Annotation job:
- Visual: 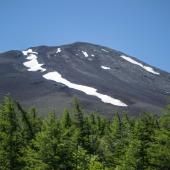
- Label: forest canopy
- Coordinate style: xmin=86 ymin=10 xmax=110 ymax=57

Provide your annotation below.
xmin=0 ymin=96 xmax=170 ymax=170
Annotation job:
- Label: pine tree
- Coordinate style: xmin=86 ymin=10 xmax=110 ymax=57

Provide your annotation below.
xmin=17 ymin=103 xmax=42 ymax=142
xmin=148 ymin=107 xmax=170 ymax=169
xmin=107 ymin=113 xmax=123 ymax=167
xmin=61 ymin=109 xmax=72 ymax=129
xmin=72 ymin=98 xmax=88 ymax=148
xmin=120 ymin=113 xmax=158 ymax=170
xmin=0 ymin=96 xmax=24 ymax=170
xmin=86 ymin=113 xmax=101 ymax=155
xmin=73 ymin=98 xmax=84 ymax=130
xmin=23 ymin=112 xmax=75 ymax=170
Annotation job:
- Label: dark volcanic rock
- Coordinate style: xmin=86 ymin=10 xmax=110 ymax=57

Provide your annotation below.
xmin=0 ymin=42 xmax=170 ymax=117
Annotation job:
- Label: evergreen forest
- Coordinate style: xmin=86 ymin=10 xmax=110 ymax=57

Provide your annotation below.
xmin=0 ymin=96 xmax=170 ymax=170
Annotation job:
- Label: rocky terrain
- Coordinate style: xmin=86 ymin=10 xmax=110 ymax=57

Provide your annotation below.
xmin=0 ymin=42 xmax=170 ymax=117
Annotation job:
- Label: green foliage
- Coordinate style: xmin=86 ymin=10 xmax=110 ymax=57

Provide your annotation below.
xmin=0 ymin=96 xmax=31 ymax=170
xmin=0 ymin=96 xmax=170 ymax=170
xmin=148 ymin=108 xmax=170 ymax=169
xmin=89 ymin=155 xmax=104 ymax=170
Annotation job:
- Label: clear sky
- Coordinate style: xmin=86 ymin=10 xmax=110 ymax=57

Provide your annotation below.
xmin=0 ymin=0 xmax=170 ymax=72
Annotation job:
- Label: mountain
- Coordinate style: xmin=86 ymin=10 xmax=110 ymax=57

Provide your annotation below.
xmin=0 ymin=42 xmax=170 ymax=117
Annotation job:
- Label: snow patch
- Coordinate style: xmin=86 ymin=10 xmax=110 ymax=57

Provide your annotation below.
xmin=101 ymin=66 xmax=110 ymax=70
xmin=143 ymin=66 xmax=159 ymax=75
xmin=22 ymin=49 xmax=46 ymax=72
xmin=91 ymin=54 xmax=95 ymax=57
xmin=82 ymin=51 xmax=88 ymax=57
xmin=101 ymin=49 xmax=109 ymax=52
xmin=43 ymin=71 xmax=127 ymax=107
xmin=120 ymin=55 xmax=160 ymax=75
xmin=56 ymin=48 xmax=61 ymax=53
xmin=22 ymin=49 xmax=38 ymax=56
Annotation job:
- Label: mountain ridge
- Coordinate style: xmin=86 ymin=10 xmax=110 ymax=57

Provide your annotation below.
xmin=2 ymin=41 xmax=169 ymax=74
xmin=0 ymin=42 xmax=170 ymax=117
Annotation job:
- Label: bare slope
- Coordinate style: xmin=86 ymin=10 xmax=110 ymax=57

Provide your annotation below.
xmin=0 ymin=42 xmax=170 ymax=117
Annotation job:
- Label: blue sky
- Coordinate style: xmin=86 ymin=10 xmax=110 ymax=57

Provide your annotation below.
xmin=0 ymin=0 xmax=170 ymax=72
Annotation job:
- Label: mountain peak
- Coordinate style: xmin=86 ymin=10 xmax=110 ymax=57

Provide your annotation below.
xmin=0 ymin=42 xmax=170 ymax=117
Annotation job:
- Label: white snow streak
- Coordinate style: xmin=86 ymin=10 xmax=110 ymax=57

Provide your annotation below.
xmin=22 ymin=49 xmax=38 ymax=56
xmin=101 ymin=66 xmax=111 ymax=70
xmin=43 ymin=71 xmax=128 ymax=107
xmin=82 ymin=51 xmax=88 ymax=57
xmin=120 ymin=55 xmax=160 ymax=75
xmin=101 ymin=49 xmax=109 ymax=52
xmin=56 ymin=48 xmax=61 ymax=53
xmin=22 ymin=49 xmax=46 ymax=72
xmin=91 ymin=54 xmax=95 ymax=57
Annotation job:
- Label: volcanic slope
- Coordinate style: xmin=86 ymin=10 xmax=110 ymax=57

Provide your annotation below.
xmin=0 ymin=42 xmax=170 ymax=117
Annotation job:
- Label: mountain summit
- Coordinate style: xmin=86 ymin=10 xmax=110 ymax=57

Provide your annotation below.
xmin=0 ymin=42 xmax=170 ymax=117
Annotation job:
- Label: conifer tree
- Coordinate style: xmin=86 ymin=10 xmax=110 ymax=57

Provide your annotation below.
xmin=148 ymin=107 xmax=170 ymax=169
xmin=23 ymin=112 xmax=75 ymax=170
xmin=73 ymin=98 xmax=84 ymax=129
xmin=61 ymin=109 xmax=72 ymax=129
xmin=107 ymin=113 xmax=123 ymax=167
xmin=0 ymin=97 xmax=24 ymax=170
xmin=120 ymin=113 xmax=158 ymax=169
xmin=86 ymin=113 xmax=100 ymax=155
xmin=17 ymin=103 xmax=42 ymax=142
